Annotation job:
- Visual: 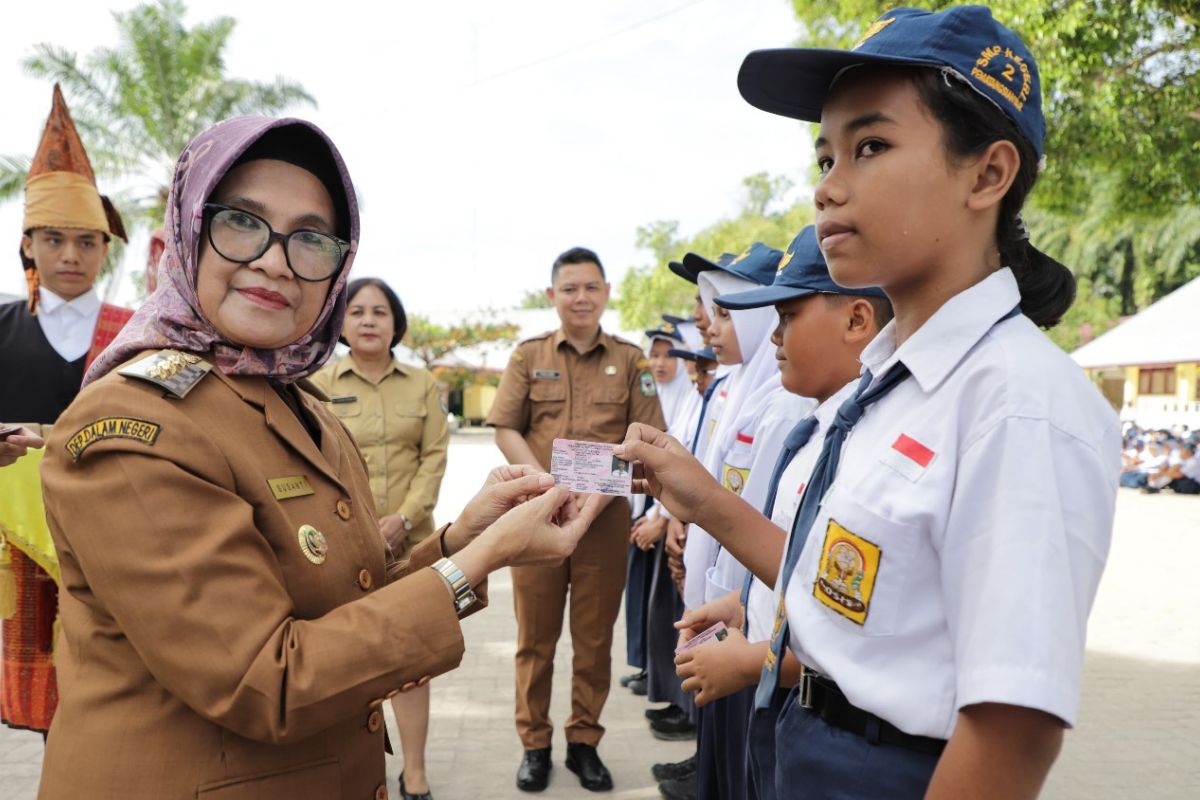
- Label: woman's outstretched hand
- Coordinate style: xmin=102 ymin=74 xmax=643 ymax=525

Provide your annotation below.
xmin=444 ymin=465 xmax=556 ymax=555
xmin=614 ymin=423 xmax=719 ymax=524
xmin=479 ymin=486 xmax=604 ymax=568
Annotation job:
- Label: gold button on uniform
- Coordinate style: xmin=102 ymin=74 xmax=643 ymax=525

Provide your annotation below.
xmin=375 ymin=784 xmax=389 ymax=800
xmin=357 ymin=569 xmax=373 ymax=591
xmin=336 ymin=499 xmax=352 ymax=520
xmin=367 ymin=710 xmax=383 ymax=733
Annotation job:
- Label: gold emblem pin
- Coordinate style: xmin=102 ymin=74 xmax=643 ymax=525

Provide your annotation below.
xmin=605 ymin=365 xmax=617 ymax=376
xmin=298 ymin=524 xmax=328 ymax=565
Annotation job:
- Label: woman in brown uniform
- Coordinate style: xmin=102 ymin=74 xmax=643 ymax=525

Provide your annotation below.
xmin=37 ymin=117 xmax=598 ymax=800
xmin=312 ymin=278 xmax=449 ymax=799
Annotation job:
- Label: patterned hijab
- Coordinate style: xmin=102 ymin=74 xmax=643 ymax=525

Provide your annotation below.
xmin=83 ymin=116 xmax=359 ymax=386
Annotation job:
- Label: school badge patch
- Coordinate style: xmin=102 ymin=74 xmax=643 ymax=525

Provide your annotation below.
xmin=722 ymin=464 xmax=750 ymax=496
xmin=812 ymin=518 xmax=880 ymax=625
xmin=65 ymin=417 xmax=161 ymax=461
xmin=639 ymin=372 xmax=657 ymax=397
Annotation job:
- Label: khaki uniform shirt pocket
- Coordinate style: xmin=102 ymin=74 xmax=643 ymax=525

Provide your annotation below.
xmin=589 ymin=384 xmax=629 ymax=440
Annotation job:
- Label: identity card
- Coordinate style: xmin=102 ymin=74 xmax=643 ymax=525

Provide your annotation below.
xmin=550 ymin=438 xmax=632 ymax=496
xmin=675 ymin=621 xmax=729 ymax=655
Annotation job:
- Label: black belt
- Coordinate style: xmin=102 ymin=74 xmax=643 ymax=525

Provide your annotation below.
xmin=798 ymin=668 xmax=947 ymax=756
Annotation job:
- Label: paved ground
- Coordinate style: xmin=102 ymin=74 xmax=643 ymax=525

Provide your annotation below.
xmin=3 ymin=431 xmax=1198 ymax=798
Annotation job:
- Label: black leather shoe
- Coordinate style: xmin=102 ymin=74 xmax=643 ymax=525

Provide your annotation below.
xmin=658 ymin=771 xmax=697 ymax=800
xmin=398 ymin=772 xmax=433 ymax=800
xmin=644 ymin=704 xmax=682 ymax=723
xmin=628 ymin=676 xmax=648 ymax=695
xmin=516 ymin=748 xmax=552 ymax=792
xmin=650 ymin=709 xmax=696 ymax=741
xmin=651 ymin=752 xmax=697 ymax=782
xmin=565 ymin=742 xmax=613 ymax=792
xmin=619 ymin=669 xmax=647 ymax=687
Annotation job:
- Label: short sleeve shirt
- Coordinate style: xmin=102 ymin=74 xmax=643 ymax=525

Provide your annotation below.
xmin=783 ymin=269 xmax=1121 ymax=739
xmin=486 ymin=328 xmax=666 ymax=468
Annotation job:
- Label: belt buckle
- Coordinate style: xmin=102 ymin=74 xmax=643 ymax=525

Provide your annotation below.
xmin=798 ymin=666 xmax=816 ymax=710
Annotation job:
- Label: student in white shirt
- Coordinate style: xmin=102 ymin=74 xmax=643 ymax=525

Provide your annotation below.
xmin=670 ymin=225 xmax=890 ymax=800
xmin=620 ymin=7 xmax=1121 ymax=799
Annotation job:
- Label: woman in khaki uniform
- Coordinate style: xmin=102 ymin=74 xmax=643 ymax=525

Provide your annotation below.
xmin=312 ymin=278 xmax=448 ymax=799
xmin=37 ymin=116 xmax=600 ymax=800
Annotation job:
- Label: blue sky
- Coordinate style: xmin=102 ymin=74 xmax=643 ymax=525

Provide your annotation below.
xmin=1 ymin=0 xmax=816 ymax=313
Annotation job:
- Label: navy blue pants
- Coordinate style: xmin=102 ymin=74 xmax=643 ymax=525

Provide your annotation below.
xmin=624 ymin=542 xmax=655 ymax=670
xmin=746 ymin=688 xmax=788 ymax=800
xmin=696 ymin=685 xmax=755 ymax=800
xmin=773 ymin=686 xmax=940 ymax=799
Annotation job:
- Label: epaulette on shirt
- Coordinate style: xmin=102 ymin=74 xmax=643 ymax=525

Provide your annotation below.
xmin=518 ymin=331 xmax=555 ymax=346
xmin=118 ymin=350 xmax=213 ymax=399
xmin=609 ymin=334 xmax=642 ymax=349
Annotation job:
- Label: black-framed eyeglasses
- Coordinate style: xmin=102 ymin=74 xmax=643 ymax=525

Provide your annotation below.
xmin=203 ymin=203 xmax=349 ymax=282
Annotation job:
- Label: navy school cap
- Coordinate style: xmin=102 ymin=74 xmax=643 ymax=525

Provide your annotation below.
xmin=671 ymin=252 xmax=736 ymax=284
xmin=715 ymin=225 xmax=885 ymax=310
xmin=684 ymin=242 xmax=783 ymax=287
xmin=668 ymin=347 xmax=698 ymax=361
xmin=737 ymin=5 xmax=1045 ymax=158
xmin=662 ymin=314 xmax=690 ymax=326
xmin=645 ymin=320 xmax=685 ymax=344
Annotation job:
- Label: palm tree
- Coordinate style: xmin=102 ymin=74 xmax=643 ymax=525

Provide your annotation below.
xmin=0 ymin=0 xmax=315 ymax=232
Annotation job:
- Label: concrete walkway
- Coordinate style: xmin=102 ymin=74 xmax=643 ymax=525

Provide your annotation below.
xmin=3 ymin=433 xmax=1198 ymax=797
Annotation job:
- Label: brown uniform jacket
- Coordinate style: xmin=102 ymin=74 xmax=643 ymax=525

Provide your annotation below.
xmin=38 ymin=351 xmax=481 ymax=800
xmin=311 ymin=355 xmax=449 ymax=543
xmin=486 ymin=328 xmax=666 ymax=466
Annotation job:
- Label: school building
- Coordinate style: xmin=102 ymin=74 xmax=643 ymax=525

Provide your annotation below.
xmin=1072 ymin=275 xmax=1200 ymax=430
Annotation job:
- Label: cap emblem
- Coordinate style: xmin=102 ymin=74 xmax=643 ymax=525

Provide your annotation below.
xmin=972 ymin=45 xmax=1032 ymax=111
xmin=852 ymin=16 xmax=895 ymax=50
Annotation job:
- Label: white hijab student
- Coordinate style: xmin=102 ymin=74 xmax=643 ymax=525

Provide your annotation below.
xmin=681 ymin=244 xmax=782 ymax=609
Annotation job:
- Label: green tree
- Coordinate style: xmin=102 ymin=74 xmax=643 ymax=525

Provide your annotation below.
xmin=404 ymin=315 xmax=521 ymax=372
xmin=0 ymin=0 xmax=314 ymax=233
xmin=518 ymin=288 xmax=552 ymax=309
xmin=616 ymin=173 xmax=813 ymax=330
xmin=786 ymin=1 xmax=1200 ymax=215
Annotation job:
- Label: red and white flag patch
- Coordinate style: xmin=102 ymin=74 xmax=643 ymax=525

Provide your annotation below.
xmin=881 ymin=433 xmax=936 ymax=482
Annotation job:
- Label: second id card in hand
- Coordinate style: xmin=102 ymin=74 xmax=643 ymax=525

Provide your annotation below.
xmin=550 ymin=438 xmax=632 ymax=496
xmin=675 ymin=621 xmax=729 ymax=655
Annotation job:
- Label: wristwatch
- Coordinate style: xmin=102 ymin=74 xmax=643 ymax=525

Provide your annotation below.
xmin=430 ymin=557 xmax=477 ymax=615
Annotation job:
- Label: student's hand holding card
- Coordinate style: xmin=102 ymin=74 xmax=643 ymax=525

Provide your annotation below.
xmin=675 ymin=592 xmax=744 ymax=645
xmin=614 ymin=423 xmax=719 ymax=523
xmin=675 ymin=626 xmax=757 ymax=707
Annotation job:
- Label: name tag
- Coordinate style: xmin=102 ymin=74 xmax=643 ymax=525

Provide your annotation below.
xmin=268 ymin=475 xmax=315 ymax=500
xmin=330 ymin=395 xmax=358 ymax=404
xmin=533 ymin=370 xmax=562 ymax=379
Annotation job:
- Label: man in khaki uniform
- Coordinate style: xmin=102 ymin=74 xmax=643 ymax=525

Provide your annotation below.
xmin=488 ymin=247 xmax=665 ymax=793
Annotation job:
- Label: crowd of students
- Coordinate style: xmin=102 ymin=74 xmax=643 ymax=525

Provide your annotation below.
xmin=1120 ymin=425 xmax=1200 ymax=494
xmin=606 ymin=7 xmax=1123 ymax=799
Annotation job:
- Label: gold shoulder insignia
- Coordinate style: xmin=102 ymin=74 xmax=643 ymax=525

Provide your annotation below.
xmin=636 ymin=358 xmax=650 ymax=370
xmin=119 ymin=350 xmax=213 ymax=399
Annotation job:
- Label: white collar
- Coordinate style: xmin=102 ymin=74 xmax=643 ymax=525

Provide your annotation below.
xmin=39 ymin=286 xmax=101 ymax=318
xmin=860 ymin=268 xmax=1021 ymax=393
